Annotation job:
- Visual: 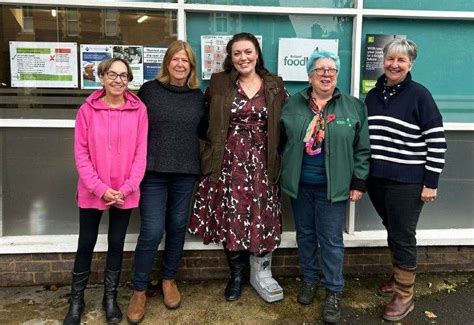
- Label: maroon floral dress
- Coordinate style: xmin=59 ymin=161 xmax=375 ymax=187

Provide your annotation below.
xmin=189 ymin=82 xmax=282 ymax=255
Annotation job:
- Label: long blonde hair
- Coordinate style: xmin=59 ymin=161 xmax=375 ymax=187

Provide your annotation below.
xmin=157 ymin=40 xmax=199 ymax=89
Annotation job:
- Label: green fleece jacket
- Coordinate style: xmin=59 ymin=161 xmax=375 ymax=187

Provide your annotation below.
xmin=280 ymin=87 xmax=370 ymax=202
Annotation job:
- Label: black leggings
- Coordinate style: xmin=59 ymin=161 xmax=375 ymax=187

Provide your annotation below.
xmin=73 ymin=207 xmax=132 ymax=273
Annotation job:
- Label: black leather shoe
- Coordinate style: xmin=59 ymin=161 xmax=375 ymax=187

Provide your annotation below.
xmin=297 ymin=282 xmax=318 ymax=305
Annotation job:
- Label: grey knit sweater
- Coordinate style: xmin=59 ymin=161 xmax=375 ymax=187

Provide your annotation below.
xmin=137 ymin=79 xmax=205 ymax=175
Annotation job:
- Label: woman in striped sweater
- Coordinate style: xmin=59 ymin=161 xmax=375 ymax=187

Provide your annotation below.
xmin=364 ymin=38 xmax=447 ymax=322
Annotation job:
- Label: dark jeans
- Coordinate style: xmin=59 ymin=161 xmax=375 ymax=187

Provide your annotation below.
xmin=291 ymin=184 xmax=347 ymax=293
xmin=367 ymin=177 xmax=424 ymax=269
xmin=132 ymin=172 xmax=196 ymax=291
xmin=73 ymin=207 xmax=132 ymax=273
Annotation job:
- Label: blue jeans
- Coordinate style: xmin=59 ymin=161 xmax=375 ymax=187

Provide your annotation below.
xmin=132 ymin=171 xmax=196 ymax=291
xmin=367 ymin=177 xmax=424 ymax=269
xmin=291 ymin=184 xmax=347 ymax=293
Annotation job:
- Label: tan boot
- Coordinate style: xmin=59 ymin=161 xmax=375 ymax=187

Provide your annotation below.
xmin=378 ymin=273 xmax=395 ymax=297
xmin=383 ymin=266 xmax=415 ymax=321
xmin=162 ymin=279 xmax=181 ymax=309
xmin=127 ymin=290 xmax=146 ymax=324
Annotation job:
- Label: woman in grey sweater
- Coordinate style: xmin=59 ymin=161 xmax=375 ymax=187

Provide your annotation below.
xmin=127 ymin=40 xmax=205 ymax=324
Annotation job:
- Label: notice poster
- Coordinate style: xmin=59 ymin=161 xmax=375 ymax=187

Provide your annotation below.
xmin=361 ymin=34 xmax=406 ymax=94
xmin=278 ymin=38 xmax=339 ymax=82
xmin=143 ymin=47 xmax=167 ymax=82
xmin=80 ymin=44 xmax=113 ymax=89
xmin=113 ymin=45 xmax=143 ymax=90
xmin=10 ymin=41 xmax=78 ymax=88
xmin=201 ymin=35 xmax=263 ymax=80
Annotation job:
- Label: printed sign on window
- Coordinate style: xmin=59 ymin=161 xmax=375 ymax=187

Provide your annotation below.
xmin=10 ymin=41 xmax=78 ymax=88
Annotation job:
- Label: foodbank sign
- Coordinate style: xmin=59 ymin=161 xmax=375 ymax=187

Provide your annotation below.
xmin=278 ymin=38 xmax=338 ymax=82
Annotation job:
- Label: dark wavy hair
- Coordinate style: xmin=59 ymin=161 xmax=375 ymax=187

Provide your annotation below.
xmin=223 ymin=32 xmax=269 ymax=76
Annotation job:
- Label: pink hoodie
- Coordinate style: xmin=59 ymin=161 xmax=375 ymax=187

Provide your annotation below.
xmin=74 ymin=88 xmax=148 ymax=210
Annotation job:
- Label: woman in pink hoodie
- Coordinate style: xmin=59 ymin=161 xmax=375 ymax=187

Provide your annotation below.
xmin=64 ymin=57 xmax=148 ymax=325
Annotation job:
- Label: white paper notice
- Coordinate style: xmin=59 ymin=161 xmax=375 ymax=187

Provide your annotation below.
xmin=278 ymin=38 xmax=339 ymax=81
xmin=80 ymin=44 xmax=113 ymax=89
xmin=112 ymin=45 xmax=143 ymax=90
xmin=201 ymin=35 xmax=262 ymax=80
xmin=10 ymin=41 xmax=78 ymax=88
xmin=143 ymin=47 xmax=167 ymax=83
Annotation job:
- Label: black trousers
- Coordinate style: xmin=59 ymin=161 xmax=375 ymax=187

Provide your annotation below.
xmin=367 ymin=177 xmax=424 ymax=269
xmin=73 ymin=207 xmax=132 ymax=273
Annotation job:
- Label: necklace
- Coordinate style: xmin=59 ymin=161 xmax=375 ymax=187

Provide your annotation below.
xmin=239 ymin=77 xmax=261 ymax=95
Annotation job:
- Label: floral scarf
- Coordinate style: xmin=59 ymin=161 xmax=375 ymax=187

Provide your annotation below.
xmin=304 ymin=96 xmax=337 ymax=155
xmin=304 ymin=97 xmax=326 ymax=155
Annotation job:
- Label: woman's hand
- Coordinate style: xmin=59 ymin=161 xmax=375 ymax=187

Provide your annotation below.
xmin=350 ymin=190 xmax=364 ymax=202
xmin=421 ymin=186 xmax=437 ymax=202
xmin=103 ymin=188 xmax=124 ymax=206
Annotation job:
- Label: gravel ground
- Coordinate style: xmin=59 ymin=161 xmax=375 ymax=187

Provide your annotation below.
xmin=0 ymin=273 xmax=472 ymax=324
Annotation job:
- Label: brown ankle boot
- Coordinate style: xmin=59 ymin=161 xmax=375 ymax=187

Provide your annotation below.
xmin=378 ymin=273 xmax=395 ymax=297
xmin=162 ymin=279 xmax=181 ymax=309
xmin=383 ymin=266 xmax=415 ymax=321
xmin=127 ymin=290 xmax=146 ymax=324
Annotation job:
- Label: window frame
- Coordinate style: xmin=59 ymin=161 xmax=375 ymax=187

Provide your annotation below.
xmin=0 ymin=0 xmax=473 ymax=251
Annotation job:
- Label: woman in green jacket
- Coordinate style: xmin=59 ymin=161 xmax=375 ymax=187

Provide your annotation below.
xmin=280 ymin=50 xmax=370 ymax=323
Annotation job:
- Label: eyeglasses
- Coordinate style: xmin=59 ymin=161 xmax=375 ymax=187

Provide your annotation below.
xmin=106 ymin=71 xmax=129 ymax=81
xmin=311 ymin=68 xmax=338 ymax=77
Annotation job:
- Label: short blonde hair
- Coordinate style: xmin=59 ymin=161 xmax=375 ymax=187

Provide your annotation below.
xmin=157 ymin=40 xmax=199 ymax=89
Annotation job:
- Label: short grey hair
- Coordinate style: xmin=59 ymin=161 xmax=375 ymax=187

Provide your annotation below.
xmin=383 ymin=39 xmax=418 ymax=63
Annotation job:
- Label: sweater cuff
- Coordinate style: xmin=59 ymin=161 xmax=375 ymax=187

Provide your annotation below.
xmin=93 ymin=183 xmax=109 ymax=199
xmin=350 ymin=177 xmax=366 ymax=192
xmin=423 ymin=171 xmax=440 ymax=189
xmin=118 ymin=183 xmax=133 ymax=197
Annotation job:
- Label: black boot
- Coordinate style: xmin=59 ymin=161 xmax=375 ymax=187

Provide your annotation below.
xmin=102 ymin=269 xmax=123 ymax=324
xmin=323 ymin=290 xmax=342 ymax=323
xmin=64 ymin=270 xmax=90 ymax=325
xmin=224 ymin=249 xmax=248 ymax=301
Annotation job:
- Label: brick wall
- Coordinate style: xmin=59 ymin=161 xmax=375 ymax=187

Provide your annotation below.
xmin=1 ymin=246 xmax=473 ymax=287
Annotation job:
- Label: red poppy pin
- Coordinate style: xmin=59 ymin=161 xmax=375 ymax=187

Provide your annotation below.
xmin=327 ymin=114 xmax=336 ymax=123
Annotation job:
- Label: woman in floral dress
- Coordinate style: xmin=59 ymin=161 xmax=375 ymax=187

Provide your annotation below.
xmin=189 ymin=32 xmax=287 ymax=303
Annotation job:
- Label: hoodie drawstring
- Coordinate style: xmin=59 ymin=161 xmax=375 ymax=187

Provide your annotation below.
xmin=118 ymin=110 xmax=122 ymax=155
xmin=107 ymin=109 xmax=111 ymax=152
xmin=107 ymin=108 xmax=123 ymax=154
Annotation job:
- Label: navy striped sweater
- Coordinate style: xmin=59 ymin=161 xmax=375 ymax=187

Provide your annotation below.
xmin=364 ymin=72 xmax=447 ymax=188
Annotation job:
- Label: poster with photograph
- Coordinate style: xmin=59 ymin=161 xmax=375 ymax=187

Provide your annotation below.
xmin=112 ymin=45 xmax=143 ymax=90
xmin=201 ymin=35 xmax=262 ymax=80
xmin=80 ymin=44 xmax=113 ymax=89
xmin=361 ymin=34 xmax=406 ymax=94
xmin=143 ymin=47 xmax=167 ymax=82
xmin=10 ymin=41 xmax=78 ymax=88
xmin=277 ymin=38 xmax=339 ymax=82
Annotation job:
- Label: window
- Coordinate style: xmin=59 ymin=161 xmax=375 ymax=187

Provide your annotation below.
xmin=66 ymin=8 xmax=79 ymax=37
xmin=104 ymin=9 xmax=119 ymax=37
xmin=187 ymin=12 xmax=353 ymax=95
xmin=22 ymin=7 xmax=34 ymax=33
xmin=0 ymin=5 xmax=178 ymax=119
xmin=187 ymin=0 xmax=354 ymax=8
xmin=0 ymin=5 xmax=177 ymax=236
